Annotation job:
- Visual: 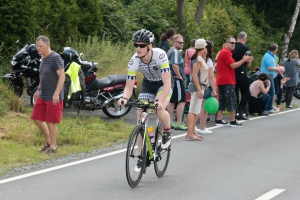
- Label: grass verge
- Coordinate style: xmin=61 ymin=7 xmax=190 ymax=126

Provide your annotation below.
xmin=0 ymin=108 xmax=134 ymax=176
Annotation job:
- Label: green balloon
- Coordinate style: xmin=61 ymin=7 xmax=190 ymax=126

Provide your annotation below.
xmin=204 ymin=97 xmax=219 ymax=114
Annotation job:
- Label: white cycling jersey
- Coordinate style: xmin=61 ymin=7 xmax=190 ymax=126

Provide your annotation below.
xmin=127 ymin=48 xmax=170 ymax=82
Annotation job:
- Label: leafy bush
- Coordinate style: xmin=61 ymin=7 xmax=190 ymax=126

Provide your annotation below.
xmin=0 ymin=80 xmax=24 ymax=116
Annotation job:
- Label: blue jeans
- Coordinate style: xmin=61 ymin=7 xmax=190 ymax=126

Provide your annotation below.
xmin=266 ymin=75 xmax=275 ymax=110
xmin=260 ymin=94 xmax=270 ymax=110
xmin=185 ymin=74 xmax=190 ymax=90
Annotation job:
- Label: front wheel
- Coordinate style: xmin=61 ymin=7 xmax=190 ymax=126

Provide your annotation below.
xmin=125 ymin=125 xmax=146 ymax=188
xmin=3 ymin=79 xmax=23 ymax=97
xmin=293 ymin=84 xmax=300 ymax=99
xmin=154 ymin=121 xmax=171 ymax=178
xmin=30 ymin=87 xmax=38 ymax=106
xmin=102 ymin=98 xmax=132 ymax=118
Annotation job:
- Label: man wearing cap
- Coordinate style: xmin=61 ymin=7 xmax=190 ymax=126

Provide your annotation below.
xmin=215 ymin=36 xmax=253 ymax=127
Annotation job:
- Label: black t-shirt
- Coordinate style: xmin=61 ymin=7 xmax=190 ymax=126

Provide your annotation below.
xmin=232 ymin=42 xmax=250 ymax=78
xmin=157 ymin=40 xmax=170 ymax=53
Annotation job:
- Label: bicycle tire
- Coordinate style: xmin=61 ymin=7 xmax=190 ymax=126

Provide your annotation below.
xmin=293 ymin=84 xmax=300 ymax=99
xmin=125 ymin=125 xmax=147 ymax=188
xmin=154 ymin=122 xmax=171 ymax=178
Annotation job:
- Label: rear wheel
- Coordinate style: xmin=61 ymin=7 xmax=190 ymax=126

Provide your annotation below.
xmin=102 ymin=98 xmax=131 ymax=118
xmin=293 ymin=84 xmax=300 ymax=99
xmin=3 ymin=79 xmax=23 ymax=97
xmin=154 ymin=121 xmax=171 ymax=178
xmin=125 ymin=125 xmax=146 ymax=188
xmin=30 ymin=87 xmax=38 ymax=106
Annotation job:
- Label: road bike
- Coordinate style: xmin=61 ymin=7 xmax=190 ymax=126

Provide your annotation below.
xmin=124 ymin=100 xmax=171 ymax=188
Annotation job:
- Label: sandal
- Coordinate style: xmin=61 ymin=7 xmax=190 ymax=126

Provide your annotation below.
xmin=185 ymin=134 xmax=202 ymax=141
xmin=194 ymin=133 xmax=204 ymax=139
xmin=44 ymin=147 xmax=57 ymax=154
xmin=38 ymin=143 xmax=50 ymax=152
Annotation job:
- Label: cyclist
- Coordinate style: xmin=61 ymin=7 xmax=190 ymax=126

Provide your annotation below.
xmin=119 ymin=29 xmax=173 ymax=155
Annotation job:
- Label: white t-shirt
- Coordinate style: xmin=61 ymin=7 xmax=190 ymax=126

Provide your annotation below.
xmin=206 ymin=58 xmax=214 ymax=87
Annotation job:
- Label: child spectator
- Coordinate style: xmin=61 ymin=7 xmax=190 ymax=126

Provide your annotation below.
xmin=274 ymin=66 xmax=288 ymax=111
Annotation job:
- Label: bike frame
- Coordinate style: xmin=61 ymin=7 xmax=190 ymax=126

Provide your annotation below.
xmin=138 ymin=105 xmax=159 ymax=161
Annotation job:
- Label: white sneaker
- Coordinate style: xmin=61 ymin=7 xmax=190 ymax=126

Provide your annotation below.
xmin=267 ymin=109 xmax=276 ymax=114
xmin=272 ymin=106 xmax=279 ymax=113
xmin=134 ymin=165 xmax=141 ymax=173
xmin=198 ymin=128 xmax=212 ymax=134
xmin=195 ymin=126 xmax=200 ymax=133
xmin=134 ymin=160 xmax=142 ymax=173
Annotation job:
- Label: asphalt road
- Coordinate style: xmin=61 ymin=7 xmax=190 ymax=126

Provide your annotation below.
xmin=1 ymin=100 xmax=300 ymax=199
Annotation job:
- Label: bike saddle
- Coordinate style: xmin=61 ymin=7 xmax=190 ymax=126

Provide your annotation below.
xmin=87 ymin=74 xmax=127 ymax=90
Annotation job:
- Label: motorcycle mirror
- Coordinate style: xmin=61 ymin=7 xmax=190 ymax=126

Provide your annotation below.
xmin=16 ymin=40 xmax=20 ymax=50
xmin=80 ymin=53 xmax=84 ymax=59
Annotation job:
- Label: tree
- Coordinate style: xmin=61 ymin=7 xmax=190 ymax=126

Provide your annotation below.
xmin=280 ymin=0 xmax=300 ymax=64
xmin=176 ymin=0 xmax=207 ymax=36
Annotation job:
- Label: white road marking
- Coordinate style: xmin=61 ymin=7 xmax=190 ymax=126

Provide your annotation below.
xmin=0 ymin=108 xmax=299 ymax=185
xmin=255 ymin=189 xmax=285 ymax=200
xmin=0 ymin=148 xmax=126 ymax=185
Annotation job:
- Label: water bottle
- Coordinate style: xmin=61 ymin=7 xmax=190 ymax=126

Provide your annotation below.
xmin=148 ymin=126 xmax=155 ymax=144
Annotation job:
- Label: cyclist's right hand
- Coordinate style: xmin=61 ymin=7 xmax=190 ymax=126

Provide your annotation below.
xmin=118 ymin=97 xmax=128 ymax=107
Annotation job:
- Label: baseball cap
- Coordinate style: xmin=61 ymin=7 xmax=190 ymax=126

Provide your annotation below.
xmin=195 ymin=39 xmax=207 ymax=49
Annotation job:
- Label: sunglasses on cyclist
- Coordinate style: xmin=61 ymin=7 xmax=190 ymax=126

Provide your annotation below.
xmin=134 ymin=43 xmax=148 ymax=48
xmin=227 ymin=42 xmax=236 ymax=45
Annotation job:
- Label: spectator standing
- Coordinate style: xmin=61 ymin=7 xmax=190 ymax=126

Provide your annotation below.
xmin=283 ymin=50 xmax=300 ymax=108
xmin=260 ymin=43 xmax=280 ymax=114
xmin=215 ymin=36 xmax=253 ymax=127
xmin=232 ymin=31 xmax=252 ymax=120
xmin=185 ymin=39 xmax=208 ymax=141
xmin=30 ymin=35 xmax=65 ymax=154
xmin=197 ymin=40 xmax=217 ymax=134
xmin=272 ymin=55 xmax=281 ymax=113
xmin=167 ymin=34 xmax=187 ymax=130
xmin=274 ymin=66 xmax=288 ymax=111
xmin=248 ymin=73 xmax=271 ymax=116
xmin=157 ymin=28 xmax=176 ymax=53
xmin=184 ymin=39 xmax=196 ymax=89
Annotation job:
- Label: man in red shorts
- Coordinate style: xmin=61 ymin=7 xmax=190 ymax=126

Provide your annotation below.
xmin=215 ymin=36 xmax=253 ymax=127
xmin=31 ymin=35 xmax=65 ymax=153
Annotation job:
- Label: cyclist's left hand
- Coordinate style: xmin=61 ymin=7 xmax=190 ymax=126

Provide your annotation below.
xmin=154 ymin=101 xmax=163 ymax=111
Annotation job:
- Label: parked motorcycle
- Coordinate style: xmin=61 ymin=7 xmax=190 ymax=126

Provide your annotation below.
xmin=2 ymin=40 xmax=41 ymax=97
xmin=30 ymin=47 xmax=137 ymax=118
xmin=291 ymin=68 xmax=300 ymax=99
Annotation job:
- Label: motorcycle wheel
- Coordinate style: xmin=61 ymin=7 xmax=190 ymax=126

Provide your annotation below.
xmin=293 ymin=84 xmax=300 ymax=99
xmin=3 ymin=79 xmax=23 ymax=97
xmin=102 ymin=98 xmax=132 ymax=118
xmin=30 ymin=87 xmax=38 ymax=106
xmin=14 ymin=85 xmax=24 ymax=97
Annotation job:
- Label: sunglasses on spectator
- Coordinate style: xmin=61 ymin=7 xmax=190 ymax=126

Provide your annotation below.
xmin=227 ymin=42 xmax=236 ymax=45
xmin=175 ymin=41 xmax=184 ymax=44
xmin=134 ymin=43 xmax=148 ymax=48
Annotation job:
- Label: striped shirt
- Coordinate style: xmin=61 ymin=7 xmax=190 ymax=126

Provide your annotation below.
xmin=39 ymin=52 xmax=64 ymax=100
